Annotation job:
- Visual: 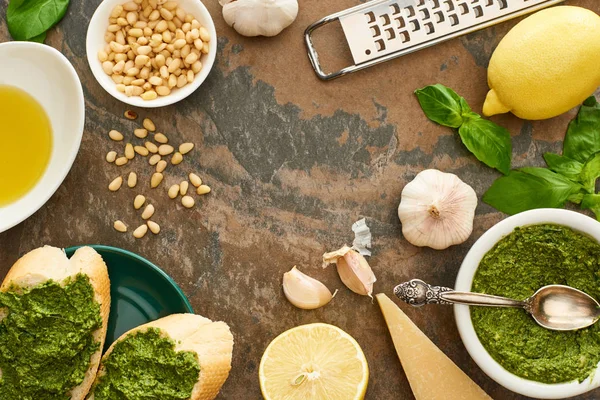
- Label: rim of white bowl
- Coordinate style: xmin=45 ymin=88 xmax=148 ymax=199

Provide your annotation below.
xmin=0 ymin=42 xmax=85 ymax=234
xmin=455 ymin=209 xmax=600 ymax=399
xmin=86 ymin=0 xmax=217 ymax=108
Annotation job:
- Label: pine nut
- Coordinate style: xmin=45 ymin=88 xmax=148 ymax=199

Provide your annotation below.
xmin=124 ymin=110 xmax=137 ymax=120
xmin=134 ymin=145 xmax=149 ymax=156
xmin=171 ymin=152 xmax=183 ymax=165
xmin=154 ymin=133 xmax=168 ymax=143
xmin=141 ymin=90 xmax=158 ymax=101
xmin=114 ymin=220 xmax=128 ymax=232
xmin=125 ymin=143 xmax=135 ymax=159
xmin=109 ymin=130 xmax=124 ymax=141
xmin=148 ymin=76 xmax=163 ymax=86
xmin=151 ymin=172 xmax=163 ymax=188
xmin=147 ymin=220 xmax=160 ymax=234
xmin=109 ymin=176 xmax=123 ymax=191
xmin=168 ymin=184 xmax=180 ymax=199
xmin=189 ymin=173 xmax=201 ymax=187
xmin=115 ymin=157 xmax=129 ymax=166
xmin=196 ymin=184 xmax=211 ymax=195
xmin=128 ymin=172 xmax=137 ymax=188
xmin=179 ymin=180 xmax=188 ymax=195
xmin=156 ymin=86 xmax=170 ymax=96
xmin=134 ymin=194 xmax=146 ymax=209
xmin=143 ymin=118 xmax=156 ymax=131
xmin=141 ymin=204 xmax=155 ymax=219
xmin=181 ymin=195 xmax=194 ymax=208
xmin=179 ymin=142 xmax=194 ymax=154
xmin=158 ymin=144 xmax=174 ymax=155
xmin=199 ymin=27 xmax=210 ymax=42
xmin=156 ymin=160 xmax=167 ymax=172
xmin=106 ymin=151 xmax=117 ymax=163
xmin=149 ymin=154 xmax=161 ymax=165
xmin=134 ymin=128 xmax=148 ymax=138
xmin=133 ymin=224 xmax=148 ymax=238
xmin=145 ymin=141 xmax=158 ymax=153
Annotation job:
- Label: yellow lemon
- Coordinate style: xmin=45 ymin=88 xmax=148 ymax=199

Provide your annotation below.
xmin=259 ymin=323 xmax=369 ymax=400
xmin=483 ymin=6 xmax=600 ymax=120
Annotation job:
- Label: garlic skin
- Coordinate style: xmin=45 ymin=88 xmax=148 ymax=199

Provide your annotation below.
xmin=398 ymin=169 xmax=477 ymax=250
xmin=323 ymin=246 xmax=377 ymax=297
xmin=282 ymin=266 xmax=335 ymax=310
xmin=221 ymin=0 xmax=299 ymax=37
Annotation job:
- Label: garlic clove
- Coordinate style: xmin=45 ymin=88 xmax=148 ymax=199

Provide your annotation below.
xmin=398 ymin=169 xmax=477 ymax=250
xmin=282 ymin=266 xmax=335 ymax=310
xmin=323 ymin=246 xmax=377 ymax=297
xmin=222 ymin=0 xmax=299 ymax=37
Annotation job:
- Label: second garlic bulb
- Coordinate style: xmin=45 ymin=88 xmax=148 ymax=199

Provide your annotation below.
xmin=221 ymin=0 xmax=299 ymax=37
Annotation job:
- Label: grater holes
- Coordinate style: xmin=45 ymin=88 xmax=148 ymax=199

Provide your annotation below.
xmin=399 ymin=31 xmax=410 ymax=43
xmin=375 ymin=39 xmax=386 ymax=51
xmin=365 ymin=11 xmax=376 ymax=23
xmin=459 ymin=3 xmax=469 ymax=14
xmin=497 ymin=0 xmax=508 ymax=8
xmin=434 ymin=11 xmax=444 ymax=22
xmin=410 ymin=19 xmax=421 ymax=32
xmin=395 ymin=16 xmax=406 ymax=28
xmin=385 ymin=27 xmax=396 ymax=40
xmin=485 ymin=0 xmax=494 ymax=6
xmin=449 ymin=13 xmax=459 ymax=26
xmin=471 ymin=0 xmax=480 ymax=3
xmin=406 ymin=5 xmax=415 ymax=17
xmin=420 ymin=8 xmax=430 ymax=20
xmin=444 ymin=0 xmax=455 ymax=11
xmin=431 ymin=0 xmax=440 ymax=9
xmin=390 ymin=3 xmax=401 ymax=14
xmin=417 ymin=0 xmax=426 ymax=6
xmin=380 ymin=14 xmax=391 ymax=25
xmin=370 ymin=25 xmax=381 ymax=37
xmin=424 ymin=22 xmax=435 ymax=34
xmin=473 ymin=5 xmax=483 ymax=17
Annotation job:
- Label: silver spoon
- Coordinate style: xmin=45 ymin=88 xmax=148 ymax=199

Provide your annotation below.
xmin=394 ymin=279 xmax=600 ymax=331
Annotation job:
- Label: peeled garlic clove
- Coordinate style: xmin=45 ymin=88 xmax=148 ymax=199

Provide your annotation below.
xmin=398 ymin=169 xmax=477 ymax=250
xmin=222 ymin=0 xmax=299 ymax=37
xmin=323 ymin=246 xmax=377 ymax=297
xmin=282 ymin=266 xmax=335 ymax=310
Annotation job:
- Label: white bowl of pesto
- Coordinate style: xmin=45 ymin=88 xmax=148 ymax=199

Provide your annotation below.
xmin=455 ymin=209 xmax=600 ymax=399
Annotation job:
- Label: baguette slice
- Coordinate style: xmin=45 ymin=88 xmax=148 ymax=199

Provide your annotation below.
xmin=1 ymin=245 xmax=111 ymax=400
xmin=89 ymin=313 xmax=234 ymax=400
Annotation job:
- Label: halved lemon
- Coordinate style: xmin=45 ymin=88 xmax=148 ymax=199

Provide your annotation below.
xmin=259 ymin=323 xmax=369 ymax=400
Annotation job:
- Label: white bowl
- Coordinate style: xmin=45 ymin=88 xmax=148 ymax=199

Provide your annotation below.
xmin=455 ymin=209 xmax=600 ymax=399
xmin=0 ymin=42 xmax=84 ymax=234
xmin=86 ymin=0 xmax=217 ymax=108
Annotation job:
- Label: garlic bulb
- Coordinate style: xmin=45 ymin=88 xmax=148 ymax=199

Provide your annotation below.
xmin=323 ymin=246 xmax=376 ymax=297
xmin=282 ymin=266 xmax=335 ymax=310
xmin=398 ymin=169 xmax=477 ymax=250
xmin=221 ymin=0 xmax=299 ymax=37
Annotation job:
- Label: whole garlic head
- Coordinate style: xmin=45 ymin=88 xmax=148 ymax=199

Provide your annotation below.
xmin=221 ymin=0 xmax=299 ymax=37
xmin=398 ymin=169 xmax=477 ymax=250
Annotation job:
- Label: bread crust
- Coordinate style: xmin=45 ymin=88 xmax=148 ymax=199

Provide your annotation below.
xmin=0 ymin=245 xmax=110 ymax=400
xmin=90 ymin=313 xmax=234 ymax=400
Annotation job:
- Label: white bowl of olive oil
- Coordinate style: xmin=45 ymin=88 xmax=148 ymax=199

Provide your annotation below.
xmin=0 ymin=42 xmax=84 ymax=233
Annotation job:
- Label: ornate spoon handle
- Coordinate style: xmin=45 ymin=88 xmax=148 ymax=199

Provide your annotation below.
xmin=394 ymin=279 xmax=526 ymax=308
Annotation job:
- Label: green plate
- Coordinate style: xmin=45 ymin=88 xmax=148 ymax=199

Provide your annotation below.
xmin=65 ymin=245 xmax=193 ymax=350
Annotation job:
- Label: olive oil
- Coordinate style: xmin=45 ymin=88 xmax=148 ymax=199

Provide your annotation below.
xmin=0 ymin=85 xmax=52 ymax=206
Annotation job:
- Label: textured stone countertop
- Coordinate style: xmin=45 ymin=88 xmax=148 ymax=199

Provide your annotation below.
xmin=1 ymin=0 xmax=599 ymax=398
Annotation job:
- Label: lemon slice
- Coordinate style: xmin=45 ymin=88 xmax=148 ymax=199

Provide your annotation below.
xmin=259 ymin=323 xmax=369 ymax=400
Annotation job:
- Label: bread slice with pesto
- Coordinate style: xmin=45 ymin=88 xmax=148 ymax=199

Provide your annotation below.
xmin=88 ymin=313 xmax=234 ymax=400
xmin=0 ymin=245 xmax=110 ymax=400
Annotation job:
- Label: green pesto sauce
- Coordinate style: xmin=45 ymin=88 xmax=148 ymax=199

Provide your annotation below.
xmin=0 ymin=274 xmax=102 ymax=400
xmin=93 ymin=328 xmax=200 ymax=400
xmin=472 ymin=224 xmax=600 ymax=384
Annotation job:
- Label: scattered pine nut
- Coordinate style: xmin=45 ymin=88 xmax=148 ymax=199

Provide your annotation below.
xmin=128 ymin=172 xmax=137 ymax=188
xmin=143 ymin=118 xmax=156 ymax=131
xmin=114 ymin=220 xmax=128 ymax=232
xmin=109 ymin=130 xmax=124 ymax=141
xmin=145 ymin=141 xmax=158 ymax=153
xmin=189 ymin=173 xmax=201 ymax=187
xmin=197 ymin=184 xmax=211 ymax=195
xmin=124 ymin=110 xmax=137 ymax=120
xmin=134 ymin=194 xmax=146 ymax=209
xmin=156 ymin=160 xmax=167 ymax=173
xmin=168 ymin=184 xmax=180 ymax=199
xmin=179 ymin=180 xmax=189 ymax=196
xmin=141 ymin=204 xmax=155 ymax=219
xmin=151 ymin=172 xmax=163 ymax=188
xmin=125 ymin=143 xmax=135 ymax=159
xmin=181 ymin=195 xmax=195 ymax=208
xmin=134 ymin=128 xmax=148 ymax=138
xmin=158 ymin=144 xmax=174 ymax=155
xmin=147 ymin=220 xmax=160 ymax=234
xmin=133 ymin=224 xmax=148 ymax=238
xmin=115 ymin=156 xmax=129 ymax=166
xmin=106 ymin=151 xmax=117 ymax=163
xmin=171 ymin=152 xmax=183 ymax=165
xmin=149 ymin=154 xmax=161 ymax=165
xmin=154 ymin=133 xmax=168 ymax=143
xmin=109 ymin=176 xmax=123 ymax=191
xmin=179 ymin=143 xmax=194 ymax=154
xmin=134 ymin=145 xmax=149 ymax=156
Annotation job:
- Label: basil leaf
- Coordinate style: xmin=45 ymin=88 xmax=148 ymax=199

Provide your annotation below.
xmin=7 ymin=0 xmax=69 ymax=41
xmin=29 ymin=31 xmax=46 ymax=43
xmin=563 ymin=96 xmax=600 ymax=163
xmin=415 ymin=84 xmax=465 ymax=128
xmin=458 ymin=117 xmax=512 ymax=175
xmin=580 ymin=152 xmax=600 ymax=193
xmin=483 ymin=170 xmax=581 ymax=215
xmin=581 ymin=194 xmax=600 ymax=221
xmin=519 ymin=167 xmax=584 ymax=191
xmin=543 ymin=153 xmax=584 ymax=181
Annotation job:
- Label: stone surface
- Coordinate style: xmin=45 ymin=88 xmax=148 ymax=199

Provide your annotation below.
xmin=0 ymin=0 xmax=599 ymax=399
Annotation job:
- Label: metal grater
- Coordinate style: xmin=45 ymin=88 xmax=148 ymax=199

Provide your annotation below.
xmin=305 ymin=0 xmax=564 ymax=80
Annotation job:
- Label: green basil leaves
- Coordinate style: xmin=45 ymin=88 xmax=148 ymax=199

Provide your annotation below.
xmin=6 ymin=0 xmax=69 ymax=42
xmin=415 ymin=84 xmax=511 ymax=175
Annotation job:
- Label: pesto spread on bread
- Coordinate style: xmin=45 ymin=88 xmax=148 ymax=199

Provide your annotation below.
xmin=0 ymin=274 xmax=102 ymax=399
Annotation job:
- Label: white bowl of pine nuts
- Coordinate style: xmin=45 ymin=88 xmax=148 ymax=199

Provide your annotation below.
xmin=86 ymin=0 xmax=216 ymax=107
